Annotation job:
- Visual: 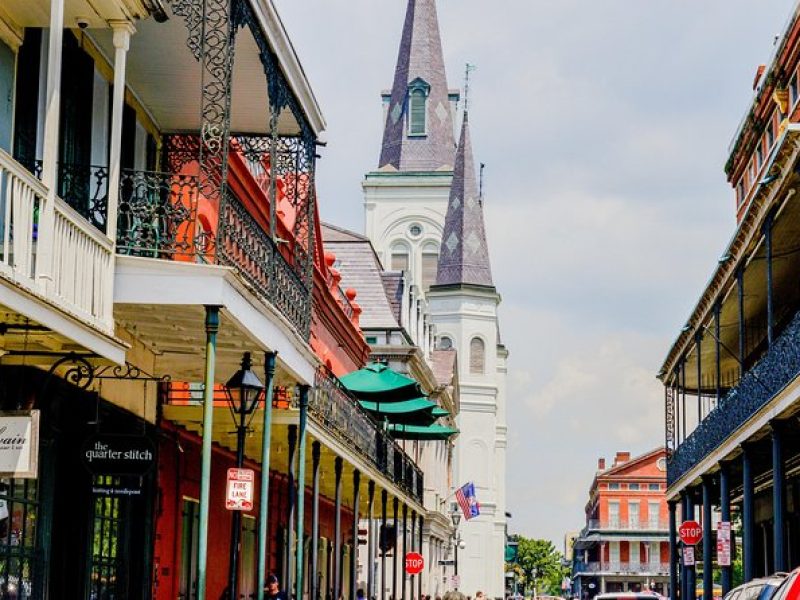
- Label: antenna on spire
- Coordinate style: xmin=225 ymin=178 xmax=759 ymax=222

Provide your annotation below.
xmin=463 ymin=63 xmax=477 ymax=113
xmin=479 ymin=162 xmax=486 ymax=204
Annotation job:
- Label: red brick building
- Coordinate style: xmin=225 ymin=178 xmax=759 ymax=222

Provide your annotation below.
xmin=571 ymin=448 xmax=670 ymax=598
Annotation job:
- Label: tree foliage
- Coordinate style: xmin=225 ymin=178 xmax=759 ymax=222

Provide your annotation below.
xmin=507 ymin=536 xmax=569 ymax=596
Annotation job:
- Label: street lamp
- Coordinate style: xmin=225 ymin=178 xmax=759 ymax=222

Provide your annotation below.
xmin=226 ymin=352 xmax=265 ymax=600
xmin=450 ymin=507 xmax=463 ymax=590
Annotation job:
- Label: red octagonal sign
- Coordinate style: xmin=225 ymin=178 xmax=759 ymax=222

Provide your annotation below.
xmin=679 ymin=520 xmax=702 ymax=545
xmin=405 ymin=552 xmax=424 ymax=575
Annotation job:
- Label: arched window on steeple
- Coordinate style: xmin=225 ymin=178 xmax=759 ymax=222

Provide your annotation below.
xmin=421 ymin=242 xmax=439 ymax=290
xmin=407 ymin=78 xmax=430 ymax=137
xmin=469 ymin=337 xmax=485 ymax=374
xmin=390 ymin=242 xmax=410 ymax=272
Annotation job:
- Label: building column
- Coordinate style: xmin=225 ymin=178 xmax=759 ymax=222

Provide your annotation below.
xmin=714 ymin=302 xmax=721 ymax=403
xmin=257 ymin=353 xmax=277 ymax=600
xmin=681 ymin=360 xmax=687 ymax=444
xmin=381 ymin=490 xmax=388 ymax=600
xmin=351 ymin=471 xmax=361 ymax=600
xmin=286 ymin=425 xmax=298 ymax=592
xmin=36 ymin=0 xmax=65 ymax=284
xmin=702 ymin=477 xmax=713 ymax=600
xmin=368 ymin=481 xmax=375 ymax=600
xmin=668 ymin=500 xmax=678 ymax=600
xmin=737 ymin=267 xmax=746 ymax=370
xmin=197 ymin=306 xmax=220 ymax=599
xmin=334 ymin=457 xmax=343 ymax=600
xmin=720 ymin=462 xmax=731 ymax=596
xmin=772 ymin=423 xmax=786 ymax=572
xmin=742 ymin=444 xmax=755 ymax=582
xmin=311 ymin=442 xmax=322 ymax=600
xmin=295 ymin=388 xmax=310 ymax=600
xmin=392 ymin=498 xmax=399 ymax=600
xmin=765 ymin=211 xmax=775 ymax=346
xmin=696 ymin=331 xmax=703 ymax=422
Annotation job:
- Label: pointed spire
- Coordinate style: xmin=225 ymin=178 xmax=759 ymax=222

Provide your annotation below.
xmin=378 ymin=0 xmax=456 ymax=172
xmin=435 ymin=113 xmax=494 ymax=288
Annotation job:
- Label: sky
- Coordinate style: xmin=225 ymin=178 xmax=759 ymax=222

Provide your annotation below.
xmin=273 ymin=0 xmax=796 ymax=548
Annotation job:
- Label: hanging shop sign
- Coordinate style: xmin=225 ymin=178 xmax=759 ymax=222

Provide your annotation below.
xmin=81 ymin=434 xmax=156 ymax=476
xmin=226 ymin=468 xmax=255 ymax=511
xmin=717 ymin=521 xmax=731 ymax=567
xmin=0 ymin=411 xmax=40 ymax=479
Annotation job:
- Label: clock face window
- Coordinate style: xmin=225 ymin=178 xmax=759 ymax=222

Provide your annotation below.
xmin=409 ymin=224 xmax=422 ymax=238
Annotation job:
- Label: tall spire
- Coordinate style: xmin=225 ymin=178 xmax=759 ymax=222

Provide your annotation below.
xmin=378 ymin=0 xmax=456 ymax=172
xmin=435 ymin=113 xmax=494 ymax=288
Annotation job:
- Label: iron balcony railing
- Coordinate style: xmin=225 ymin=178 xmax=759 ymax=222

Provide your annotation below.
xmin=311 ymin=368 xmax=424 ymax=504
xmin=668 ymin=308 xmax=800 ymax=485
xmin=573 ymin=561 xmax=669 ymax=575
xmin=584 ymin=519 xmax=670 ymax=532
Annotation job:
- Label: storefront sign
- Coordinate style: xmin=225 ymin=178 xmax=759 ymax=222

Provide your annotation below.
xmin=91 ymin=477 xmax=144 ymax=497
xmin=683 ymin=546 xmax=695 ymax=566
xmin=717 ymin=521 xmax=731 ymax=566
xmin=0 ymin=411 xmax=40 ymax=478
xmin=82 ymin=434 xmax=155 ymax=476
xmin=226 ymin=468 xmax=255 ymax=511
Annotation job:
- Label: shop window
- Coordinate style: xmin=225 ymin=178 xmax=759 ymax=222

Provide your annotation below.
xmin=88 ymin=476 xmax=128 ymax=600
xmin=179 ymin=499 xmax=200 ymax=599
xmin=469 ymin=337 xmax=485 ymax=374
xmin=0 ymin=478 xmax=38 ymax=598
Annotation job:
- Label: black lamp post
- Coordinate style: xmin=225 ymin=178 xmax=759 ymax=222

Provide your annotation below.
xmin=450 ymin=509 xmax=461 ymax=590
xmin=226 ymin=352 xmax=265 ymax=600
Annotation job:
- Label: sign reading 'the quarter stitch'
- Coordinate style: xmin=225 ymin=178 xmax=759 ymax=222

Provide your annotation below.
xmin=81 ymin=434 xmax=156 ymax=476
xmin=0 ymin=411 xmax=40 ymax=479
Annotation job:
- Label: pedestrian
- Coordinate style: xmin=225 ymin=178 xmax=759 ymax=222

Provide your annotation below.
xmin=476 ymin=592 xmax=485 ymax=600
xmin=265 ymin=574 xmax=289 ymax=600
xmin=357 ymin=589 xmax=366 ymax=600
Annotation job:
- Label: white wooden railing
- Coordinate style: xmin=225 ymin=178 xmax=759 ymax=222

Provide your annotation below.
xmin=0 ymin=149 xmax=115 ymax=335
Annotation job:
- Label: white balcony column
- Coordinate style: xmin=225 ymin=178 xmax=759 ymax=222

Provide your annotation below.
xmin=107 ymin=20 xmax=136 ymax=244
xmin=37 ymin=0 xmax=65 ymax=283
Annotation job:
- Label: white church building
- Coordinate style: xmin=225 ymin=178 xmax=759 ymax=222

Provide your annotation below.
xmin=363 ymin=0 xmax=509 ymax=596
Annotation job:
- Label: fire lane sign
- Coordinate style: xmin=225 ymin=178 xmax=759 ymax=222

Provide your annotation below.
xmin=226 ymin=468 xmax=255 ymax=511
xmin=679 ymin=520 xmax=702 ymax=545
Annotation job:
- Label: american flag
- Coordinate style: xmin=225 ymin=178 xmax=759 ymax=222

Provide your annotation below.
xmin=455 ymin=482 xmax=480 ymax=521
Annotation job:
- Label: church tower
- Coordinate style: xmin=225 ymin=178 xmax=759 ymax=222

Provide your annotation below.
xmin=363 ymin=0 xmax=459 ymax=296
xmin=427 ymin=112 xmax=508 ymax=599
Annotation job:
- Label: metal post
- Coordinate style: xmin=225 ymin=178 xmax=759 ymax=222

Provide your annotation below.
xmin=334 ymin=457 xmax=343 ymax=600
xmin=737 ymin=267 xmax=746 ymax=373
xmin=696 ymin=331 xmax=703 ymax=422
xmin=702 ymin=477 xmax=712 ymax=600
xmin=402 ymin=505 xmax=408 ymax=600
xmin=311 ymin=442 xmax=322 ymax=600
xmin=351 ymin=470 xmax=361 ymax=600
xmin=393 ymin=499 xmax=399 ymax=600
xmin=743 ymin=444 xmax=755 ymax=582
xmin=197 ymin=306 xmax=220 ymax=599
xmin=681 ymin=360 xmax=687 ymax=443
xmin=368 ymin=482 xmax=375 ymax=600
xmin=772 ymin=423 xmax=786 ymax=572
xmin=714 ymin=303 xmax=721 ymax=404
xmin=381 ymin=490 xmax=388 ymax=600
xmin=286 ymin=425 xmax=298 ymax=592
xmin=668 ymin=501 xmax=678 ymax=600
xmin=410 ymin=512 xmax=416 ymax=600
xmin=720 ymin=462 xmax=731 ymax=595
xmin=296 ymin=387 xmax=310 ymax=600
xmin=258 ymin=352 xmax=278 ymax=600
xmin=683 ymin=493 xmax=696 ymax=600
xmin=417 ymin=517 xmax=423 ymax=600
xmin=765 ymin=212 xmax=774 ymax=346
xmin=228 ymin=356 xmax=251 ymax=600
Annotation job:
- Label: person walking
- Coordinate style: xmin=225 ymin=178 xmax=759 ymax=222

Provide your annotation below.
xmin=265 ymin=574 xmax=289 ymax=600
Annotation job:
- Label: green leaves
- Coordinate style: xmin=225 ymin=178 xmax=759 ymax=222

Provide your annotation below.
xmin=506 ymin=536 xmax=569 ymax=596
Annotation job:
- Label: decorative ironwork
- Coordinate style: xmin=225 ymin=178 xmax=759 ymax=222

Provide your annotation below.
xmin=163 ymin=134 xmax=201 ymax=173
xmin=43 ymin=352 xmax=95 ymax=391
xmin=668 ymin=308 xmax=800 ymax=485
xmin=116 ymin=168 xmax=199 ymax=258
xmin=217 ymin=190 xmax=310 ymax=337
xmin=664 ymin=381 xmax=676 ymax=458
xmin=311 ymin=369 xmax=424 ymax=504
xmin=56 ymin=162 xmax=109 ymax=232
xmin=93 ymin=362 xmax=171 ymax=382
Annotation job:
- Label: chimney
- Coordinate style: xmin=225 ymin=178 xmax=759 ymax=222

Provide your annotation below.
xmin=598 ymin=458 xmax=606 ymax=471
xmin=614 ymin=452 xmax=631 ymax=466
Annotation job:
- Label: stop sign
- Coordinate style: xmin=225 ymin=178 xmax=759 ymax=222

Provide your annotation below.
xmin=679 ymin=520 xmax=703 ymax=545
xmin=405 ymin=552 xmax=424 ymax=575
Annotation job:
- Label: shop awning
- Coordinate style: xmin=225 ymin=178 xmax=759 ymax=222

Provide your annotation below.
xmin=340 ymin=362 xmax=421 ymax=400
xmin=388 ymin=424 xmax=459 ymax=440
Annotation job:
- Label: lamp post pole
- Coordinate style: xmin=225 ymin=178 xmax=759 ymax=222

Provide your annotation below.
xmin=228 ymin=380 xmax=248 ymax=600
xmin=450 ymin=508 xmax=461 ymax=591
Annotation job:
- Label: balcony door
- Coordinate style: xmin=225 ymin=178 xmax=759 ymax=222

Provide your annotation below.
xmin=628 ymin=501 xmax=640 ymax=529
xmin=608 ymin=501 xmax=620 ymax=528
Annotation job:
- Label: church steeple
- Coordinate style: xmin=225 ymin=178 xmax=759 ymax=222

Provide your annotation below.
xmin=435 ymin=112 xmax=494 ymax=288
xmin=378 ymin=0 xmax=456 ymax=172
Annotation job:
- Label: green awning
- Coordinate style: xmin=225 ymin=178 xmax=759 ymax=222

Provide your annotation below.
xmin=340 ymin=362 xmax=421 ymax=400
xmin=359 ymin=397 xmax=437 ymax=414
xmin=388 ymin=424 xmax=459 ymax=440
xmin=431 ymin=408 xmax=449 ymax=418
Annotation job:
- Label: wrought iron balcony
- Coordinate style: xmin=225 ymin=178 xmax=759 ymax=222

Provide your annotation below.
xmin=311 ymin=368 xmax=424 ymax=504
xmin=668 ymin=308 xmax=800 ymax=485
xmin=584 ymin=519 xmax=670 ymax=532
xmin=573 ymin=561 xmax=669 ymax=575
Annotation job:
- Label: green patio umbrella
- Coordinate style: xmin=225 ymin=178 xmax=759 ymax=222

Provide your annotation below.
xmin=340 ymin=362 xmax=422 ymax=401
xmin=388 ymin=423 xmax=459 ymax=441
xmin=359 ymin=397 xmax=447 ymax=426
